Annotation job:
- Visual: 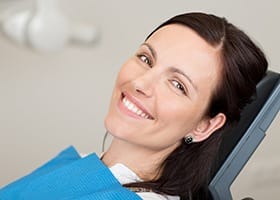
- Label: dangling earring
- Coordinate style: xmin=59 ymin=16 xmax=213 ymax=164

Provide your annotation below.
xmin=184 ymin=136 xmax=193 ymax=144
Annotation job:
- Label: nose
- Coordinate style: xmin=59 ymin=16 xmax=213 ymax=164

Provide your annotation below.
xmin=132 ymin=70 xmax=157 ymax=98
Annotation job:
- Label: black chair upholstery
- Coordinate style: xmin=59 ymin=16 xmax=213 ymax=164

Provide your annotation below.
xmin=209 ymin=70 xmax=280 ymax=200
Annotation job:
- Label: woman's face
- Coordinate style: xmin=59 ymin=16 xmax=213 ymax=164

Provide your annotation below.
xmin=105 ymin=24 xmax=222 ymax=151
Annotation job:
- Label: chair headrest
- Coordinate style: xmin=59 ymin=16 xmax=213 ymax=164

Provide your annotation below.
xmin=213 ymin=70 xmax=280 ymax=177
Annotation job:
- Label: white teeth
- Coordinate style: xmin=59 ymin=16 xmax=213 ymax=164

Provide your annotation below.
xmin=122 ymin=96 xmax=151 ymax=119
xmin=132 ymin=106 xmax=138 ymax=113
xmin=128 ymin=103 xmax=133 ymax=110
xmin=136 ymin=110 xmax=142 ymax=115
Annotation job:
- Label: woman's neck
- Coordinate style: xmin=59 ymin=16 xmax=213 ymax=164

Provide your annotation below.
xmin=101 ymin=138 xmax=175 ymax=181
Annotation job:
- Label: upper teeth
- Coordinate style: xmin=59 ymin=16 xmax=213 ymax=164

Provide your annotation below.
xmin=122 ymin=97 xmax=151 ymax=119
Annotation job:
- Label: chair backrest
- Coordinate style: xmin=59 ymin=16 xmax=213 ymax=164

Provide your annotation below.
xmin=208 ymin=70 xmax=280 ymax=200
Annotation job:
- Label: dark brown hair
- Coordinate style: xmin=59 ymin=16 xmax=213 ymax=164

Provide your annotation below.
xmin=125 ymin=12 xmax=268 ymax=200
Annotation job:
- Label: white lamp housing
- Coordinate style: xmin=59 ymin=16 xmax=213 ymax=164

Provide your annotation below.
xmin=1 ymin=0 xmax=98 ymax=52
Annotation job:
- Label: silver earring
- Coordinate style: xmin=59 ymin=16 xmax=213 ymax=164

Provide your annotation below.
xmin=184 ymin=136 xmax=193 ymax=144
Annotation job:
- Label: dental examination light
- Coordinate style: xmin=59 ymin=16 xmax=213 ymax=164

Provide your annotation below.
xmin=0 ymin=0 xmax=99 ymax=51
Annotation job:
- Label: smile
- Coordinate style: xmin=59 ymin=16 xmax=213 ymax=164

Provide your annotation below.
xmin=122 ymin=95 xmax=154 ymax=120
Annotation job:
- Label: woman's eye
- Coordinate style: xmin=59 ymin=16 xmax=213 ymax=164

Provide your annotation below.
xmin=171 ymin=80 xmax=187 ymax=95
xmin=138 ymin=54 xmax=152 ymax=67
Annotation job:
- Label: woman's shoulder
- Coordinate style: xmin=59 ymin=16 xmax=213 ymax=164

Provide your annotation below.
xmin=137 ymin=192 xmax=180 ymax=200
xmin=109 ymin=163 xmax=180 ymax=200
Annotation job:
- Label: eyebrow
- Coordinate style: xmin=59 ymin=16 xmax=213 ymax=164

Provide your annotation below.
xmin=169 ymin=67 xmax=197 ymax=91
xmin=141 ymin=43 xmax=197 ymax=91
xmin=142 ymin=43 xmax=157 ymax=60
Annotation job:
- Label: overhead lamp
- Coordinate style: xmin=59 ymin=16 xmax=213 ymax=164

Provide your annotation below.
xmin=1 ymin=0 xmax=99 ymax=52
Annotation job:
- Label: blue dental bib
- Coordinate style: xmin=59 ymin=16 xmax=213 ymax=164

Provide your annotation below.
xmin=0 ymin=146 xmax=141 ymax=200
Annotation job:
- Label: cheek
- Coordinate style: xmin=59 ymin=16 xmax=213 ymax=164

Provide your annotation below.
xmin=116 ymin=60 xmax=138 ymax=85
xmin=156 ymin=93 xmax=206 ymax=134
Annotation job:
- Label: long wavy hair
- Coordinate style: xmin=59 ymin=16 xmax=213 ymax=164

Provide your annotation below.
xmin=125 ymin=12 xmax=268 ymax=200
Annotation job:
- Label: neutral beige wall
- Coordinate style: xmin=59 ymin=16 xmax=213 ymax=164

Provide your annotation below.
xmin=0 ymin=0 xmax=279 ymax=198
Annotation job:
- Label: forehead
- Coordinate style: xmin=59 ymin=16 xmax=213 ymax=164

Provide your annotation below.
xmin=146 ymin=24 xmax=222 ymax=93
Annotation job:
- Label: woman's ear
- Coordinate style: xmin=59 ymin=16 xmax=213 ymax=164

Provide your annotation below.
xmin=191 ymin=113 xmax=226 ymax=142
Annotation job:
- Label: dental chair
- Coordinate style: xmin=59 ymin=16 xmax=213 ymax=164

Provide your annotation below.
xmin=208 ymin=70 xmax=280 ymax=200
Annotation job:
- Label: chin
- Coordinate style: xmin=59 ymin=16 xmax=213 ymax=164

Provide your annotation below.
xmin=104 ymin=112 xmax=122 ymax=137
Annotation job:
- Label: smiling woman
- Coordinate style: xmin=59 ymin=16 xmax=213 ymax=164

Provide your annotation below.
xmin=0 ymin=12 xmax=268 ymax=200
xmin=103 ymin=12 xmax=267 ymax=199
xmin=105 ymin=24 xmax=224 ymax=151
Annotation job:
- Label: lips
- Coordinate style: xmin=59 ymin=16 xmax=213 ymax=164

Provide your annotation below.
xmin=121 ymin=93 xmax=154 ymax=120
